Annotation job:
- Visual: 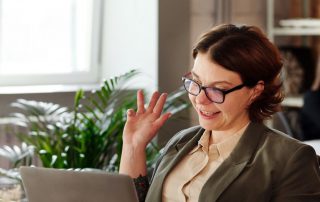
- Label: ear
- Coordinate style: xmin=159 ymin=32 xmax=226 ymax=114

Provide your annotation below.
xmin=249 ymin=80 xmax=264 ymax=104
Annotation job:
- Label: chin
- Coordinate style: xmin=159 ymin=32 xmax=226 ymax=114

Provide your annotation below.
xmin=199 ymin=119 xmax=219 ymax=130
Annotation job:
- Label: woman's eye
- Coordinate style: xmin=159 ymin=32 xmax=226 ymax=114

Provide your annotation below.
xmin=214 ymin=87 xmax=227 ymax=91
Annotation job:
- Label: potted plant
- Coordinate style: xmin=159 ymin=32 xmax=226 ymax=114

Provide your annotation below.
xmin=5 ymin=70 xmax=188 ymax=171
xmin=0 ymin=143 xmax=33 ymax=201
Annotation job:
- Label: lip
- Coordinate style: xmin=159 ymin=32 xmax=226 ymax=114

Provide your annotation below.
xmin=198 ymin=109 xmax=220 ymax=120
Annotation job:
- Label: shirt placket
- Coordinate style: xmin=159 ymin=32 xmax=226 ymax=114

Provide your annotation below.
xmin=182 ymin=146 xmax=209 ymax=201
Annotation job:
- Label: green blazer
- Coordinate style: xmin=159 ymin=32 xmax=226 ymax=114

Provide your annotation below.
xmin=145 ymin=122 xmax=320 ymax=202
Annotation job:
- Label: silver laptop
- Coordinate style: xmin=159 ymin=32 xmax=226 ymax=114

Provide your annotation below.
xmin=20 ymin=166 xmax=139 ymax=202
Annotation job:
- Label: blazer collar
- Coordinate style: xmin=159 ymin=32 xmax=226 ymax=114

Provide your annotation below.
xmin=146 ymin=122 xmax=268 ymax=202
xmin=146 ymin=127 xmax=204 ymax=202
xmin=199 ymin=122 xmax=268 ymax=201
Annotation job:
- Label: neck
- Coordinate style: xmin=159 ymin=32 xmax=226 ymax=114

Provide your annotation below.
xmin=210 ymin=119 xmax=250 ymax=144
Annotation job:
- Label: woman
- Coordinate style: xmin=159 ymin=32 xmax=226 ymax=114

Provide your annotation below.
xmin=120 ymin=24 xmax=320 ymax=202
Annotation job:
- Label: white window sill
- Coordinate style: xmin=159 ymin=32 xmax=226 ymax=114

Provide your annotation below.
xmin=0 ymin=84 xmax=100 ymax=94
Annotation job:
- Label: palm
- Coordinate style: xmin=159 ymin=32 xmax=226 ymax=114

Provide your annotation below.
xmin=123 ymin=90 xmax=171 ymax=147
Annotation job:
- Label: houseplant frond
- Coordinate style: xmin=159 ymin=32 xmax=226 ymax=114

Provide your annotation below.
xmin=0 ymin=143 xmax=34 ymax=168
xmin=8 ymin=70 xmax=189 ymax=171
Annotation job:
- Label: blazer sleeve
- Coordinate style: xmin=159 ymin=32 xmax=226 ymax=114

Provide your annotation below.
xmin=271 ymin=145 xmax=320 ymax=202
xmin=133 ymin=175 xmax=149 ymax=202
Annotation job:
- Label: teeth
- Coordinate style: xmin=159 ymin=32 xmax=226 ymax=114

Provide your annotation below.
xmin=201 ymin=110 xmax=214 ymax=116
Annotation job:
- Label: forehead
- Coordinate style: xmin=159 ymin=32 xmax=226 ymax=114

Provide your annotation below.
xmin=192 ymin=53 xmax=242 ymax=85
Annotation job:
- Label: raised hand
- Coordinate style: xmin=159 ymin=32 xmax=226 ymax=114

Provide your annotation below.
xmin=123 ymin=90 xmax=172 ymax=148
xmin=120 ymin=90 xmax=171 ymax=177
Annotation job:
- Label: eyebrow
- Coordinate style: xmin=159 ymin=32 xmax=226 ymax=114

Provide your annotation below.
xmin=190 ymin=71 xmax=234 ymax=86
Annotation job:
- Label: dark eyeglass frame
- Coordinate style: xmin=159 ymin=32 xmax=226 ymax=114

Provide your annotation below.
xmin=182 ymin=76 xmax=247 ymax=104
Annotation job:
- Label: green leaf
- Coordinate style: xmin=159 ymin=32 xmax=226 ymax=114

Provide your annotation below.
xmin=6 ymin=69 xmax=189 ymax=171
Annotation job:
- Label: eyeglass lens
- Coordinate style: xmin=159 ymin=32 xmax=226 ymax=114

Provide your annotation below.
xmin=183 ymin=78 xmax=224 ymax=103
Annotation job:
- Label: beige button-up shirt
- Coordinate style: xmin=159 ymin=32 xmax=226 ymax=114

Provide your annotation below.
xmin=162 ymin=124 xmax=249 ymax=202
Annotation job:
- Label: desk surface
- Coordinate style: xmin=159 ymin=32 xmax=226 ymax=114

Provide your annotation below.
xmin=304 ymin=140 xmax=320 ymax=155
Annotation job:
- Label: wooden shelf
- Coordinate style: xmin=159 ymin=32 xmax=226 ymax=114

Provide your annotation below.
xmin=266 ymin=0 xmax=320 ymax=40
xmin=267 ymin=0 xmax=308 ymax=109
xmin=273 ymin=27 xmax=320 ymax=36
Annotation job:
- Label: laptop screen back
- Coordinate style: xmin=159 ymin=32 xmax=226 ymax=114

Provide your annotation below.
xmin=20 ymin=166 xmax=139 ymax=202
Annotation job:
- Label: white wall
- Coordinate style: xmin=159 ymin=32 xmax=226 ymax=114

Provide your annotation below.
xmin=101 ymin=0 xmax=158 ymax=92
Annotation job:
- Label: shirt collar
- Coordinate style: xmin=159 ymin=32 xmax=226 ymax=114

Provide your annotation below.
xmin=211 ymin=122 xmax=250 ymax=160
xmin=188 ymin=122 xmax=250 ymax=160
xmin=189 ymin=130 xmax=211 ymax=154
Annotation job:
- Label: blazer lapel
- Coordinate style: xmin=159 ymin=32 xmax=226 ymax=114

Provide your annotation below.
xmin=146 ymin=128 xmax=205 ymax=202
xmin=199 ymin=122 xmax=268 ymax=201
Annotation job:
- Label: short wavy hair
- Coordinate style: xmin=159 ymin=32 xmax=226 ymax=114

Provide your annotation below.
xmin=193 ymin=24 xmax=284 ymax=122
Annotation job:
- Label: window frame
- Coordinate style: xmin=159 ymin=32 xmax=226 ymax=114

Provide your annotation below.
xmin=0 ymin=0 xmax=103 ymax=86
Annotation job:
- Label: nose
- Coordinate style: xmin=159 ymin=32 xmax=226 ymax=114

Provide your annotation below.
xmin=195 ymin=89 xmax=211 ymax=104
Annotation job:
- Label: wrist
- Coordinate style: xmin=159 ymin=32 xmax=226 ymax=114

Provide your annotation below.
xmin=122 ymin=140 xmax=147 ymax=151
xmin=122 ymin=143 xmax=146 ymax=157
xmin=120 ymin=144 xmax=147 ymax=178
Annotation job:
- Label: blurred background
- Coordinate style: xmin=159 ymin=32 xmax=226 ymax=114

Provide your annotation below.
xmin=0 ymin=0 xmax=319 ymax=168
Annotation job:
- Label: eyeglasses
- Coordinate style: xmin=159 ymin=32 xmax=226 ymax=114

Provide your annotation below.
xmin=182 ymin=77 xmax=246 ymax=104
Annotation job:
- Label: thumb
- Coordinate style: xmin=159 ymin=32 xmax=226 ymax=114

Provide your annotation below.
xmin=126 ymin=109 xmax=136 ymax=119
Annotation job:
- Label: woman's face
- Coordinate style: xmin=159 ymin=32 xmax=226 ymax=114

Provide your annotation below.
xmin=189 ymin=52 xmax=257 ymax=132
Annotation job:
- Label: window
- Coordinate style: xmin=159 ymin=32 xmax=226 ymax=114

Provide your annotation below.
xmin=0 ymin=0 xmax=102 ymax=86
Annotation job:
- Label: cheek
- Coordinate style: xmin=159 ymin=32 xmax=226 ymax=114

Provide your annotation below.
xmin=220 ymin=95 xmax=251 ymax=115
xmin=217 ymin=102 xmax=233 ymax=115
xmin=189 ymin=94 xmax=196 ymax=106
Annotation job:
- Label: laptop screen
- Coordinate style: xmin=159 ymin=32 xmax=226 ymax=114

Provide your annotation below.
xmin=20 ymin=166 xmax=139 ymax=202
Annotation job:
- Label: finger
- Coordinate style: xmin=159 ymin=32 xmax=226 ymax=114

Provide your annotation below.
xmin=153 ymin=93 xmax=168 ymax=117
xmin=155 ymin=112 xmax=172 ymax=127
xmin=146 ymin=91 xmax=160 ymax=112
xmin=136 ymin=90 xmax=145 ymax=114
xmin=126 ymin=109 xmax=136 ymax=118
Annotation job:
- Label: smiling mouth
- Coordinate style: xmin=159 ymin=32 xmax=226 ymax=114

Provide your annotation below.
xmin=199 ymin=109 xmax=220 ymax=118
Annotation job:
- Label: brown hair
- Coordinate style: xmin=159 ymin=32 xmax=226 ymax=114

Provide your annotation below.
xmin=193 ymin=24 xmax=284 ymax=122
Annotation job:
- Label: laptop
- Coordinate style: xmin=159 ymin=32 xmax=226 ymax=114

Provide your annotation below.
xmin=20 ymin=166 xmax=139 ymax=202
